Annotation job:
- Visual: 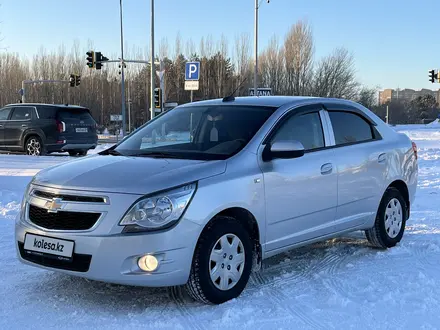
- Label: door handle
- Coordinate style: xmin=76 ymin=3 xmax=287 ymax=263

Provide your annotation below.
xmin=321 ymin=163 xmax=333 ymax=175
xmin=378 ymin=153 xmax=387 ymax=163
xmin=21 ymin=124 xmax=27 ymax=127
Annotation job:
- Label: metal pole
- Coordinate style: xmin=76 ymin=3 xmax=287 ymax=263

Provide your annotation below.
xmin=386 ymin=105 xmax=389 ymax=124
xmin=254 ymin=0 xmax=258 ymax=96
xmin=128 ymin=80 xmax=131 ymax=132
xmin=21 ymin=81 xmax=26 ymax=103
xmin=119 ymin=0 xmax=127 ymax=136
xmin=191 ymin=90 xmax=193 ymax=102
xmin=160 ymin=60 xmax=166 ymax=111
xmin=150 ymin=0 xmax=155 ymax=120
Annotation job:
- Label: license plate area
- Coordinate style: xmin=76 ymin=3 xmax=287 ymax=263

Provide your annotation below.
xmin=24 ymin=233 xmax=74 ymax=261
xmin=76 ymin=128 xmax=88 ymax=133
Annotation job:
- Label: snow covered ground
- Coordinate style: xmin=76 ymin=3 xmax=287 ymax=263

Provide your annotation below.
xmin=1 ymin=127 xmax=440 ymax=329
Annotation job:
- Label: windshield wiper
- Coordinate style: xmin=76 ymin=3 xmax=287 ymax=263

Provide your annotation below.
xmin=106 ymin=149 xmax=124 ymax=156
xmin=130 ymin=151 xmax=180 ymax=159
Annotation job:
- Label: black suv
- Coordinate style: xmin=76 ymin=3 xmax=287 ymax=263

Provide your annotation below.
xmin=0 ymin=103 xmax=98 ymax=156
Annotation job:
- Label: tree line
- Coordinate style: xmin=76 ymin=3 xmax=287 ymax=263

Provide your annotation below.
xmin=1 ymin=21 xmax=389 ymax=131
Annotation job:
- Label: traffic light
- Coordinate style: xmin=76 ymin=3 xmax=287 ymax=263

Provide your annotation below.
xmin=86 ymin=50 xmax=95 ymax=68
xmin=69 ymin=74 xmax=81 ymax=87
xmin=429 ymin=69 xmax=438 ymax=83
xmin=154 ymin=88 xmax=162 ymax=108
xmin=95 ymin=52 xmax=109 ymax=70
xmin=69 ymin=74 xmax=75 ymax=87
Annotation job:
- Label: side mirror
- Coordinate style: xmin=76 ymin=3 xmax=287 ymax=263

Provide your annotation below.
xmin=263 ymin=140 xmax=305 ymax=161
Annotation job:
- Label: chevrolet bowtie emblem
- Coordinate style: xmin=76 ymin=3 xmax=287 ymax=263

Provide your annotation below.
xmin=45 ymin=198 xmax=63 ymax=213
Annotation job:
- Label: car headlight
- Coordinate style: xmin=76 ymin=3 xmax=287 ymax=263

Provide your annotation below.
xmin=119 ymin=183 xmax=197 ymax=232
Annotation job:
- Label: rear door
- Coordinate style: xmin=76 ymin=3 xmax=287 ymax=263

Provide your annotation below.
xmin=56 ymin=107 xmax=97 ymax=141
xmin=0 ymin=107 xmax=13 ymax=147
xmin=3 ymin=106 xmax=34 ymax=147
xmin=325 ymin=108 xmax=386 ymax=231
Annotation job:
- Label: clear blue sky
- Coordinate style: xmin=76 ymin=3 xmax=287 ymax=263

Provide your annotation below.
xmin=1 ymin=0 xmax=439 ymax=90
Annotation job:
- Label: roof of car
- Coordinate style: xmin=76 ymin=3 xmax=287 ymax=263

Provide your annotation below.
xmin=4 ymin=103 xmax=87 ymax=109
xmin=178 ymin=96 xmax=360 ymax=109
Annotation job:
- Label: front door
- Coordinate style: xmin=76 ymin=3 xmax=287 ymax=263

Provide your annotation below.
xmin=3 ymin=107 xmax=33 ymax=147
xmin=259 ymin=107 xmax=338 ymax=253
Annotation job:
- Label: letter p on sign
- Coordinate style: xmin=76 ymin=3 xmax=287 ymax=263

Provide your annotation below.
xmin=185 ymin=62 xmax=200 ymax=81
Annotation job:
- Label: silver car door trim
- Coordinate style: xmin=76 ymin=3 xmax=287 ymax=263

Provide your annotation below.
xmin=320 ymin=109 xmax=336 ymax=146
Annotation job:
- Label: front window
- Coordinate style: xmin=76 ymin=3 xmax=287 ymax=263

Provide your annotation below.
xmin=271 ymin=112 xmax=325 ymax=150
xmin=114 ymin=104 xmax=276 ymax=160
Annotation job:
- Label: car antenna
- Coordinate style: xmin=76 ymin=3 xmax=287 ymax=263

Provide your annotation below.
xmin=222 ymin=77 xmax=248 ymax=102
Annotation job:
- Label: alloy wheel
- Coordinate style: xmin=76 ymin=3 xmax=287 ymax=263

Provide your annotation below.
xmin=26 ymin=138 xmax=41 ymax=156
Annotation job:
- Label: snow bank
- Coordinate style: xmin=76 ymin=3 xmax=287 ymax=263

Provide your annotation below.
xmin=0 ymin=126 xmax=440 ymax=328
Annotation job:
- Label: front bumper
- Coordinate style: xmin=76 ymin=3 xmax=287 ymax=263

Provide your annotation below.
xmin=15 ymin=185 xmax=201 ymax=287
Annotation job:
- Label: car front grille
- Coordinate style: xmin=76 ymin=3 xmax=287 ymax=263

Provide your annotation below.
xmin=18 ymin=242 xmax=92 ymax=272
xmin=33 ymin=190 xmax=105 ymax=203
xmin=28 ymin=204 xmax=101 ymax=230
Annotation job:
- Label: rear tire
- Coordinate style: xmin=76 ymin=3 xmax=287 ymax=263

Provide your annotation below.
xmin=78 ymin=150 xmax=88 ymax=156
xmin=365 ymin=187 xmax=408 ymax=249
xmin=185 ymin=216 xmax=253 ymax=304
xmin=68 ymin=151 xmax=78 ymax=157
xmin=25 ymin=136 xmax=44 ymax=156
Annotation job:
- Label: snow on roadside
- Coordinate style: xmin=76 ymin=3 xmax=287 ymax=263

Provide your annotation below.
xmin=0 ymin=127 xmax=440 ymax=329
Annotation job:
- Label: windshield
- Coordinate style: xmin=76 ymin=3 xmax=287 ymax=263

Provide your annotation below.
xmin=114 ymin=104 xmax=276 ymax=160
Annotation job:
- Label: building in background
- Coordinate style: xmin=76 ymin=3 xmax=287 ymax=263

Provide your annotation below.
xmin=379 ymin=88 xmax=440 ymax=105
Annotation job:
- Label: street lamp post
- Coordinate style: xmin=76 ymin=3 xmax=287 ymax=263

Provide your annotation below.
xmin=119 ymin=0 xmax=127 ymax=136
xmin=254 ymin=0 xmax=258 ymax=96
xmin=254 ymin=0 xmax=269 ymax=96
xmin=150 ymin=0 xmax=155 ymax=120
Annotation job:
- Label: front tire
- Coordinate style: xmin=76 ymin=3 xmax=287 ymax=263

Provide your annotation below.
xmin=365 ymin=187 xmax=408 ymax=249
xmin=78 ymin=150 xmax=88 ymax=156
xmin=185 ymin=216 xmax=253 ymax=304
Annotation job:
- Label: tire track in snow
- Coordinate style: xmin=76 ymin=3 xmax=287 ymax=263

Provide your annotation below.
xmin=167 ymin=286 xmax=205 ymax=330
xmin=264 ymin=286 xmax=326 ymax=330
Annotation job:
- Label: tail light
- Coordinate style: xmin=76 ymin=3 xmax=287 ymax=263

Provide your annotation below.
xmin=56 ymin=120 xmax=65 ymax=133
xmin=412 ymin=141 xmax=417 ymax=160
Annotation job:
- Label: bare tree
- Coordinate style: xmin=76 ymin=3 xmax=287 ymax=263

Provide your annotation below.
xmin=283 ymin=20 xmax=314 ymax=95
xmin=259 ymin=35 xmax=284 ymax=95
xmin=234 ymin=33 xmax=252 ymax=94
xmin=159 ymin=37 xmax=169 ymax=60
xmin=311 ymin=48 xmax=359 ymax=99
xmin=0 ymin=21 xmax=371 ymax=127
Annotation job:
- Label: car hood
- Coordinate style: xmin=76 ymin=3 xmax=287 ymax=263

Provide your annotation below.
xmin=32 ymin=154 xmax=227 ymax=195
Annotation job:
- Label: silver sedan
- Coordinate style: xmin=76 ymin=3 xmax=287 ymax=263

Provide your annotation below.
xmin=15 ymin=96 xmax=418 ymax=304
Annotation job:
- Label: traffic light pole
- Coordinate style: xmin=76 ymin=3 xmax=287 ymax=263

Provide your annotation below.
xmin=119 ymin=0 xmax=127 ymax=137
xmin=21 ymin=79 xmax=72 ymax=103
xmin=150 ymin=0 xmax=156 ymax=121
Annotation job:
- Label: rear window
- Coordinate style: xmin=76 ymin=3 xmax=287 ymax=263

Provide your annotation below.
xmin=56 ymin=108 xmax=93 ymax=121
xmin=329 ymin=111 xmax=374 ymax=145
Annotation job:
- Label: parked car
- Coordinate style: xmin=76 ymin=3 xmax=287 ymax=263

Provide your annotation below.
xmin=15 ymin=96 xmax=418 ymax=304
xmin=0 ymin=103 xmax=98 ymax=156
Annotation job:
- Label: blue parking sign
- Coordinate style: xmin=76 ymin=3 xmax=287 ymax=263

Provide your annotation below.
xmin=185 ymin=62 xmax=200 ymax=81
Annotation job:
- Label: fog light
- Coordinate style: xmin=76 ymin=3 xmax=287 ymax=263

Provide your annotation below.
xmin=138 ymin=255 xmax=159 ymax=272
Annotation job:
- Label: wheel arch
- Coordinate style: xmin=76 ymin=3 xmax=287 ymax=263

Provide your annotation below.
xmin=196 ymin=207 xmax=262 ymax=271
xmin=386 ymin=179 xmax=410 ymax=217
xmin=22 ymin=130 xmax=45 ymax=148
